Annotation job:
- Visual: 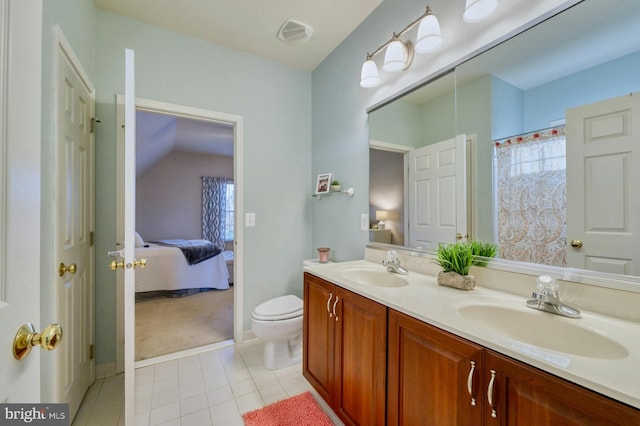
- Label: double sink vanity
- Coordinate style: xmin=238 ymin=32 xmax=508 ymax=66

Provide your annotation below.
xmin=302 ymin=246 xmax=640 ymax=425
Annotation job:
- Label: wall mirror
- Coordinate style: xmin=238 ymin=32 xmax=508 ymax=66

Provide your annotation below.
xmin=369 ymin=0 xmax=640 ymax=280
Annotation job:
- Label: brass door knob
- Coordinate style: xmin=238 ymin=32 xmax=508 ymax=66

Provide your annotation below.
xmin=570 ymin=240 xmax=583 ymax=248
xmin=109 ymin=260 xmax=125 ymax=271
xmin=13 ymin=323 xmax=63 ymax=360
xmin=133 ymin=258 xmax=147 ymax=269
xmin=456 ymin=233 xmax=470 ymax=240
xmin=58 ymin=262 xmax=77 ymax=277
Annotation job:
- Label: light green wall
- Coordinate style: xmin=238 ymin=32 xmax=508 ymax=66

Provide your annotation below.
xmin=369 ymin=100 xmax=421 ymax=146
xmin=92 ymin=10 xmax=312 ymax=366
xmin=41 ymin=0 xmax=97 ymax=401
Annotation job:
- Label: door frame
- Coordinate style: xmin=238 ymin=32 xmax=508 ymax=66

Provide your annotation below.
xmin=115 ymin=98 xmax=244 ymax=371
xmin=369 ymin=139 xmax=412 ymax=243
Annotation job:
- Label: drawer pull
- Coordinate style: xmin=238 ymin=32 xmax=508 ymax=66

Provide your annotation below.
xmin=487 ymin=369 xmax=497 ymax=418
xmin=467 ymin=360 xmax=477 ymax=406
xmin=332 ymin=296 xmax=339 ymax=321
xmin=327 ymin=293 xmax=333 ymax=317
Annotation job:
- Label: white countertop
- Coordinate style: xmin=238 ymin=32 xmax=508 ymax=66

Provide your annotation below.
xmin=304 ymin=260 xmax=640 ymax=409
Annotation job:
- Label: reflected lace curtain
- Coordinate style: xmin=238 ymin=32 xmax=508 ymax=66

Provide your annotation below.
xmin=202 ymin=177 xmax=231 ymax=249
xmin=494 ymin=126 xmax=567 ymax=266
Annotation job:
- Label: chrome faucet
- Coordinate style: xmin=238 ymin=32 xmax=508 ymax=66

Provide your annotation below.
xmin=382 ymin=250 xmax=408 ymax=275
xmin=526 ymin=275 xmax=580 ymax=318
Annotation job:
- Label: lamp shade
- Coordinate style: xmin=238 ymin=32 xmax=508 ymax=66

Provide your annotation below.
xmin=383 ymin=39 xmax=408 ymax=72
xmin=415 ymin=13 xmax=442 ymax=54
xmin=375 ymin=210 xmax=388 ymax=221
xmin=360 ymin=59 xmax=380 ymax=88
xmin=463 ymin=0 xmax=498 ymax=23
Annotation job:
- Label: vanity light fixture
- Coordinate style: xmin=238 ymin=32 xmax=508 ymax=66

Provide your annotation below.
xmin=463 ymin=0 xmax=499 ymax=23
xmin=360 ymin=5 xmax=442 ymax=87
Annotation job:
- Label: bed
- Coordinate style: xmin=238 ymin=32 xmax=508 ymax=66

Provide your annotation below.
xmin=134 ymin=239 xmax=230 ymax=293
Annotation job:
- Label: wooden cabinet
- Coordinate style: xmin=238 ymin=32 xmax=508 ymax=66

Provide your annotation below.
xmin=485 ymin=350 xmax=640 ymax=425
xmin=388 ymin=309 xmax=484 ymax=425
xmin=303 ymin=273 xmax=387 ymax=426
xmin=303 ymin=272 xmax=640 ymax=425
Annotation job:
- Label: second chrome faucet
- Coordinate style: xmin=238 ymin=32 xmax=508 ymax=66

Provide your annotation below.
xmin=382 ymin=250 xmax=408 ymax=275
xmin=526 ymin=275 xmax=581 ymax=318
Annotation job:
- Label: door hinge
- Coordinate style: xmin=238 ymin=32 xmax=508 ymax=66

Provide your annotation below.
xmin=89 ymin=344 xmax=95 ymax=360
xmin=90 ymin=117 xmax=101 ymax=133
xmin=90 ymin=231 xmax=95 ymax=246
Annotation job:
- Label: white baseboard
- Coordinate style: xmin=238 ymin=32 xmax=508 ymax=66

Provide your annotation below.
xmin=95 ymin=362 xmax=117 ymax=379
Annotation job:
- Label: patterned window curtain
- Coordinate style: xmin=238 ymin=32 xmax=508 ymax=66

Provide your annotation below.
xmin=494 ymin=126 xmax=567 ymax=267
xmin=202 ymin=177 xmax=230 ymax=249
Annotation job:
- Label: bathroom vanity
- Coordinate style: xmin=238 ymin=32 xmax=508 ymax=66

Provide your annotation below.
xmin=303 ymin=253 xmax=640 ymax=425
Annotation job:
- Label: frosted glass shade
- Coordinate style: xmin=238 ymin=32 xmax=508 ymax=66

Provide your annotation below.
xmin=415 ymin=14 xmax=442 ymax=54
xmin=383 ymin=40 xmax=408 ymax=72
xmin=360 ymin=59 xmax=380 ymax=88
xmin=463 ymin=0 xmax=498 ymax=23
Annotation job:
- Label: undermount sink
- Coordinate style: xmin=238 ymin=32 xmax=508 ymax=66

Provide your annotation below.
xmin=456 ymin=304 xmax=629 ymax=360
xmin=339 ymin=267 xmax=408 ymax=287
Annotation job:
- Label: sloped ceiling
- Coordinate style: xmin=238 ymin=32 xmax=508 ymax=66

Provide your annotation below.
xmin=136 ymin=110 xmax=234 ymax=178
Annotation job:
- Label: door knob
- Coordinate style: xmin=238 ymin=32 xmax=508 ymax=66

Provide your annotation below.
xmin=110 ymin=258 xmax=147 ymax=270
xmin=456 ymin=233 xmax=469 ymax=240
xmin=109 ymin=260 xmax=125 ymax=271
xmin=570 ymin=240 xmax=583 ymax=248
xmin=13 ymin=323 xmax=63 ymax=360
xmin=58 ymin=262 xmax=77 ymax=277
xmin=133 ymin=258 xmax=147 ymax=269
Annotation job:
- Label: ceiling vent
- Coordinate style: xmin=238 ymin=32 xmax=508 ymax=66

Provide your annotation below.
xmin=277 ymin=19 xmax=314 ymax=45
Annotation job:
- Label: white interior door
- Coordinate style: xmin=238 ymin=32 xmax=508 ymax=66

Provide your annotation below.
xmin=566 ymin=92 xmax=640 ymax=274
xmin=0 ymin=0 xmax=43 ymax=402
xmin=109 ymin=48 xmax=138 ymax=425
xmin=55 ymin=28 xmax=95 ymax=420
xmin=409 ymin=135 xmax=467 ymax=249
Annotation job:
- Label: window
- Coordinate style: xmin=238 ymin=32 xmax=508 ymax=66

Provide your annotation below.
xmin=224 ymin=183 xmax=235 ymax=241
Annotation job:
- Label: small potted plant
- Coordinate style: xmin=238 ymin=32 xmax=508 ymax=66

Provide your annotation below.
xmin=468 ymin=240 xmax=498 ymax=267
xmin=435 ymin=242 xmax=476 ymax=290
xmin=331 ymin=180 xmax=342 ymax=192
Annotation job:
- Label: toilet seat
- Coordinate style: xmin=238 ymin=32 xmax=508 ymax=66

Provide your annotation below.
xmin=252 ymin=295 xmax=303 ymax=321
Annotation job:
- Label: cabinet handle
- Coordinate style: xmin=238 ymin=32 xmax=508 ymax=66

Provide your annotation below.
xmin=467 ymin=360 xmax=477 ymax=406
xmin=487 ymin=369 xmax=497 ymax=418
xmin=327 ymin=293 xmax=333 ymax=317
xmin=332 ymin=296 xmax=339 ymax=321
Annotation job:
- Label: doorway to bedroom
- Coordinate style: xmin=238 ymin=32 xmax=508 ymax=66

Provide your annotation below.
xmin=133 ymin=109 xmax=236 ymax=361
xmin=115 ymin=98 xmax=243 ymax=365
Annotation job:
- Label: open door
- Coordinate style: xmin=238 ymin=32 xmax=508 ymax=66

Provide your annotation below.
xmin=109 ymin=48 xmax=139 ymax=425
xmin=566 ymin=93 xmax=640 ymax=274
xmin=0 ymin=0 xmax=44 ymax=402
xmin=408 ymin=134 xmax=467 ymax=249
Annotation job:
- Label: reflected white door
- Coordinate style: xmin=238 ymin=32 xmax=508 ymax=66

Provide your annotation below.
xmin=0 ymin=0 xmax=43 ymax=402
xmin=408 ymin=135 xmax=467 ymax=249
xmin=55 ymin=29 xmax=95 ymax=419
xmin=566 ymin=93 xmax=640 ymax=274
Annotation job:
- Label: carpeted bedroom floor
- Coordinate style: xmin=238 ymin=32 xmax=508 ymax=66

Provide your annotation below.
xmin=135 ymin=287 xmax=234 ymax=361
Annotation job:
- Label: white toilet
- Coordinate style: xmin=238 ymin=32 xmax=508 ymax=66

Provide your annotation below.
xmin=251 ymin=294 xmax=304 ymax=370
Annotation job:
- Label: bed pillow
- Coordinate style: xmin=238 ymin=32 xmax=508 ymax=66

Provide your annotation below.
xmin=134 ymin=232 xmax=144 ymax=247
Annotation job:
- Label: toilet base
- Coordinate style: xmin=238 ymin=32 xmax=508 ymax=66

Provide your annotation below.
xmin=262 ymin=335 xmax=302 ymax=370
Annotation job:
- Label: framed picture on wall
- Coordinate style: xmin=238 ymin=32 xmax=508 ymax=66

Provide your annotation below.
xmin=315 ymin=173 xmax=331 ymax=194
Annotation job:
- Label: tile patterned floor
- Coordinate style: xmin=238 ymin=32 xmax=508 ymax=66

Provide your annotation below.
xmin=72 ymin=340 xmax=341 ymax=426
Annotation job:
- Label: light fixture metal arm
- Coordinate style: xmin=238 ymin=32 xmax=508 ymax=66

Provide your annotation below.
xmin=366 ymin=6 xmax=433 ymax=60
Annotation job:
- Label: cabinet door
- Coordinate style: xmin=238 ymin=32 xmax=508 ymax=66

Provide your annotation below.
xmin=485 ymin=350 xmax=640 ymax=425
xmin=303 ymin=273 xmax=335 ymax=403
xmin=388 ymin=309 xmax=484 ymax=426
xmin=334 ymin=287 xmax=387 ymax=426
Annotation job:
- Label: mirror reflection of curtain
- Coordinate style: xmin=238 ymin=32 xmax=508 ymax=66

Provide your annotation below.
xmin=202 ymin=176 xmax=231 ymax=249
xmin=494 ymin=126 xmax=566 ymax=266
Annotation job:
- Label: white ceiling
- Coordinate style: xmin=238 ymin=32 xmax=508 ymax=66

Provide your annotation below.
xmin=93 ymin=0 xmax=383 ymax=71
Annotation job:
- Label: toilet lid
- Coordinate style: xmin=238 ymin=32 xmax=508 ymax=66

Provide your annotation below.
xmin=253 ymin=295 xmax=303 ymax=321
